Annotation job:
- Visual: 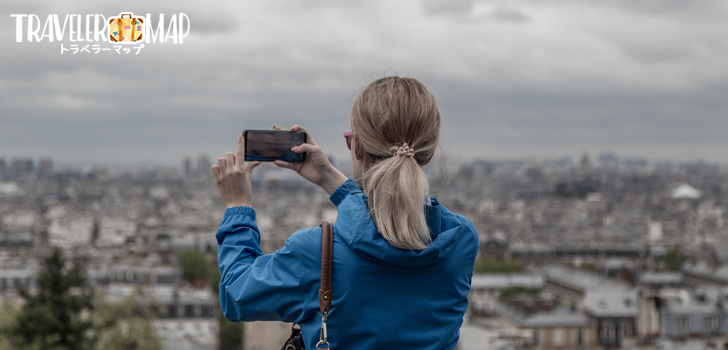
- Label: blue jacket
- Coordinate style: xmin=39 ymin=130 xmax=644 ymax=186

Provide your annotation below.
xmin=216 ymin=179 xmax=480 ymax=349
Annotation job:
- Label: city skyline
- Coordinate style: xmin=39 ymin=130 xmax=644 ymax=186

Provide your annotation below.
xmin=1 ymin=151 xmax=727 ymax=173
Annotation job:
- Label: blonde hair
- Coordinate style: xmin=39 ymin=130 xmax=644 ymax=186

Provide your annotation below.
xmin=351 ymin=76 xmax=441 ymax=250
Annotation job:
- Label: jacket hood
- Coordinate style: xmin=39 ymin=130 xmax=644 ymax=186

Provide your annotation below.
xmin=334 ymin=191 xmax=463 ymax=268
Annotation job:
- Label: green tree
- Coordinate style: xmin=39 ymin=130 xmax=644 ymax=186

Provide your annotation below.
xmin=209 ymin=270 xmax=244 ymax=350
xmin=177 ymin=250 xmax=211 ymax=285
xmin=499 ymin=286 xmax=541 ymax=299
xmin=93 ymin=293 xmax=162 ymax=350
xmin=179 ymin=250 xmax=245 ymax=348
xmin=663 ymin=246 xmax=687 ymax=271
xmin=0 ymin=302 xmax=20 ymax=350
xmin=5 ymin=249 xmax=95 ymax=350
xmin=580 ymin=262 xmax=597 ymax=272
xmin=473 ymin=257 xmax=524 ymax=273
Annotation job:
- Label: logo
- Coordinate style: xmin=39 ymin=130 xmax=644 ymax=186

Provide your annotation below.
xmin=10 ymin=12 xmax=190 ymax=55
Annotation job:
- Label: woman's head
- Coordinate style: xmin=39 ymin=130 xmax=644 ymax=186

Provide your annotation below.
xmin=349 ymin=76 xmax=441 ymax=250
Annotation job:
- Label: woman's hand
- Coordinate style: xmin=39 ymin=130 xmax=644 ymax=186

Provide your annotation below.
xmin=211 ymin=134 xmax=261 ymax=208
xmin=272 ymin=125 xmax=348 ymax=196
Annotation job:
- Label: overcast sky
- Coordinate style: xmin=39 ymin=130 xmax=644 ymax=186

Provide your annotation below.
xmin=2 ymin=0 xmax=727 ymax=167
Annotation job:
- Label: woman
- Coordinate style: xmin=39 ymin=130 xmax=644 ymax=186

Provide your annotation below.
xmin=212 ymin=76 xmax=480 ymax=349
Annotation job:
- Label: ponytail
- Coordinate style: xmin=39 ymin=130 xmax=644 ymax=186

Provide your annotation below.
xmin=351 ymin=76 xmax=441 ymax=250
xmin=362 ymin=153 xmax=431 ymax=250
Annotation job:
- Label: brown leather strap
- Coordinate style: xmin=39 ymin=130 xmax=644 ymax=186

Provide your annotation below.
xmin=318 ymin=221 xmax=333 ymax=315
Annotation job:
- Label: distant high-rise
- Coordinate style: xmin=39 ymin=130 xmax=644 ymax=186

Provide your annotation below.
xmin=182 ymin=157 xmax=192 ymax=175
xmin=0 ymin=158 xmax=6 ymax=173
xmin=578 ymin=153 xmax=591 ymax=173
xmin=11 ymin=158 xmax=33 ymax=173
xmin=197 ymin=154 xmax=211 ymax=174
xmin=38 ymin=158 xmax=53 ymax=175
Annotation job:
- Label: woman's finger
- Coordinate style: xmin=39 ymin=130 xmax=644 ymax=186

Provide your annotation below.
xmin=225 ymin=152 xmax=235 ymax=171
xmin=211 ymin=165 xmax=221 ymax=180
xmin=290 ymin=125 xmax=317 ymax=145
xmin=292 ymin=143 xmax=317 ymax=155
xmin=273 ymin=160 xmax=294 ymax=170
xmin=244 ymin=161 xmax=261 ymax=177
xmin=235 ymin=134 xmax=245 ymax=169
xmin=272 ymin=126 xmax=284 ymax=130
xmin=217 ymin=157 xmax=226 ymax=172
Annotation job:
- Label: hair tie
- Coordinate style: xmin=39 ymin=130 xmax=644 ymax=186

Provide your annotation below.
xmin=393 ymin=143 xmax=414 ymax=157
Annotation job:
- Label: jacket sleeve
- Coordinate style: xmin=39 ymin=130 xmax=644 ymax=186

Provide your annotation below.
xmin=216 ymin=206 xmax=307 ymax=323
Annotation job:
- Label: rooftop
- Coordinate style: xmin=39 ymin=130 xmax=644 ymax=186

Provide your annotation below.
xmin=544 ymin=266 xmax=630 ymax=293
xmin=582 ymin=290 xmax=638 ymax=317
xmin=495 ymin=298 xmax=592 ymax=328
xmin=471 ymin=274 xmax=544 ymax=290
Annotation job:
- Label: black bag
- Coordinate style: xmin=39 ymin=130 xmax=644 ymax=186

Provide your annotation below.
xmin=280 ymin=324 xmax=305 ymax=350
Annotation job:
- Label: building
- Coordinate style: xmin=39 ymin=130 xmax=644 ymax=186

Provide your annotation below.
xmin=0 ymin=250 xmax=37 ymax=298
xmin=636 ymin=289 xmax=663 ymax=342
xmin=480 ymin=231 xmax=510 ymax=260
xmin=660 ymin=288 xmax=728 ymax=340
xmin=88 ymin=264 xmax=178 ymax=285
xmin=38 ymin=158 xmax=53 ymax=175
xmin=197 ymin=154 xmax=211 ymax=175
xmin=544 ymin=266 xmax=639 ymax=347
xmin=544 ymin=266 xmax=630 ymax=303
xmin=0 ymin=266 xmax=36 ymax=295
xmin=638 ymin=273 xmax=683 ymax=289
xmin=11 ymin=158 xmax=33 ymax=173
xmin=102 ymin=284 xmax=219 ymax=350
xmin=511 ymin=245 xmax=653 ymax=265
xmin=494 ymin=297 xmax=598 ymax=349
xmin=600 ymin=258 xmax=637 ymax=283
xmin=671 ymin=183 xmax=701 ymax=199
xmin=582 ymin=291 xmax=637 ymax=348
xmin=0 ymin=233 xmax=34 ymax=248
xmin=637 ymin=288 xmax=728 ymax=342
xmin=468 ymin=274 xmax=544 ymax=318
xmin=170 ymin=235 xmax=217 ymax=253
xmin=682 ymin=262 xmax=728 ymax=287
xmin=182 ymin=157 xmax=192 ymax=175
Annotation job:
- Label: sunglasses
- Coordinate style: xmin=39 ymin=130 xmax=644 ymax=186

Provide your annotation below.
xmin=344 ymin=132 xmax=353 ymax=150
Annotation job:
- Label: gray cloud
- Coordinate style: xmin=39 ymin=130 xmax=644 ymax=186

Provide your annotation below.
xmin=1 ymin=0 xmax=726 ymax=166
xmin=420 ymin=0 xmax=476 ymax=15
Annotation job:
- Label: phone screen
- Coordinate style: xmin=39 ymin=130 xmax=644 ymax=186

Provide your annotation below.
xmin=243 ymin=130 xmax=307 ymax=162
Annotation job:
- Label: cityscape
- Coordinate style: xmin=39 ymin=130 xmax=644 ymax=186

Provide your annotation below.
xmin=0 ymin=153 xmax=726 ymax=350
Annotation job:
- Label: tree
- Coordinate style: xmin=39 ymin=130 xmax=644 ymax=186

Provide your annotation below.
xmin=92 ymin=292 xmax=162 ymax=350
xmin=663 ymin=246 xmax=687 ymax=271
xmin=499 ymin=286 xmax=540 ymax=299
xmin=580 ymin=262 xmax=597 ymax=272
xmin=5 ymin=249 xmax=95 ymax=350
xmin=179 ymin=251 xmax=244 ymax=349
xmin=473 ymin=257 xmax=524 ymax=273
xmin=177 ymin=250 xmax=211 ymax=285
xmin=210 ymin=269 xmax=244 ymax=350
xmin=0 ymin=302 xmax=20 ymax=350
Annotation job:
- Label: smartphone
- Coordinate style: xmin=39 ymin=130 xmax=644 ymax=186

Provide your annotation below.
xmin=243 ymin=129 xmax=307 ymax=162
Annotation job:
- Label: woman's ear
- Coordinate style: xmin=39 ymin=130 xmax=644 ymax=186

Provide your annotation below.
xmin=421 ymin=154 xmax=434 ymax=166
xmin=353 ymin=133 xmax=363 ymax=161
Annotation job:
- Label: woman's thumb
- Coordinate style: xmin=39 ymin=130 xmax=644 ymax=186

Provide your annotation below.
xmin=245 ymin=161 xmax=261 ymax=177
xmin=293 ymin=143 xmax=317 ymax=155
